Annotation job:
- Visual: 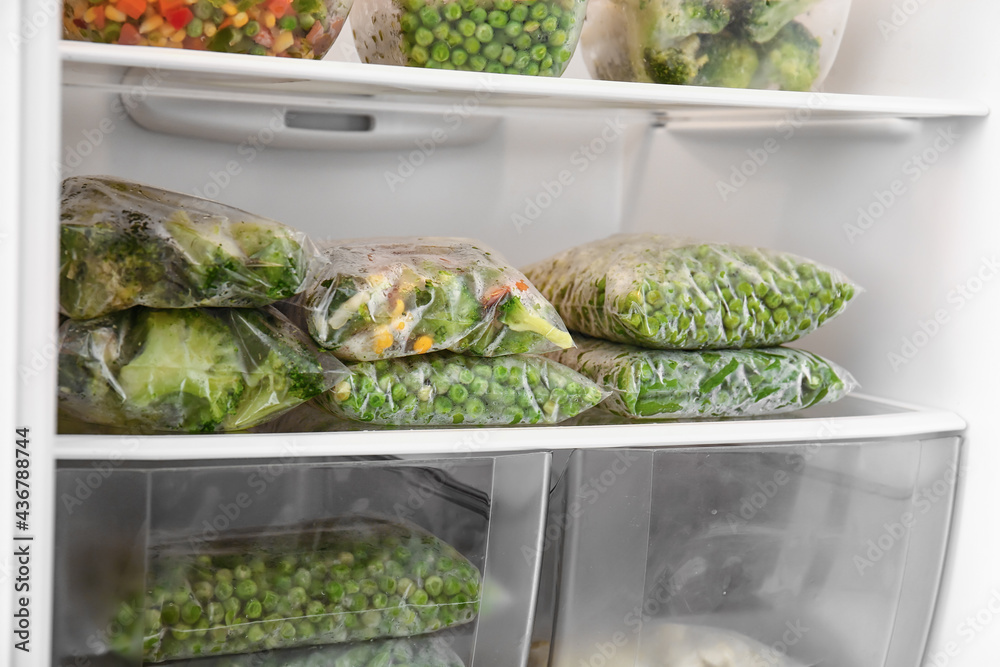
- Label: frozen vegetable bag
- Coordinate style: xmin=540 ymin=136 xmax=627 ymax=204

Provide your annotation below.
xmin=113 ymin=517 xmax=481 ymax=662
xmin=524 ymin=234 xmax=859 ymax=350
xmin=551 ymin=335 xmax=857 ymax=419
xmin=315 ymin=352 xmax=607 ymax=425
xmin=299 ymin=237 xmax=573 ymax=361
xmin=58 ymin=306 xmax=347 ymax=432
xmin=60 ymin=176 xmax=321 ymax=320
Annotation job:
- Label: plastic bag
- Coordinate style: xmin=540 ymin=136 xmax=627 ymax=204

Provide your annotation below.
xmin=115 ymin=516 xmax=481 ymax=663
xmin=551 ymin=336 xmax=856 ymax=419
xmin=524 ymin=234 xmax=859 ymax=350
xmin=60 ymin=176 xmax=321 ymax=319
xmin=170 ymin=635 xmax=467 ymax=666
xmin=298 ymin=237 xmax=573 ymax=361
xmin=58 ymin=306 xmax=347 ymax=433
xmin=315 ymin=352 xmax=607 ymax=425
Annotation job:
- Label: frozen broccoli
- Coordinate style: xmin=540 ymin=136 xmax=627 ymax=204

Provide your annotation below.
xmin=694 ymin=30 xmax=759 ymax=88
xmin=751 ymin=21 xmax=820 ymax=91
xmin=731 ymin=0 xmax=820 ymax=43
xmin=642 ymin=0 xmax=732 ymax=45
xmin=643 ymin=35 xmax=706 ymax=85
xmin=495 ymin=295 xmax=575 ymax=350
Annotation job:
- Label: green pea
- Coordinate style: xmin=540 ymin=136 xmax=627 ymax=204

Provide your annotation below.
xmin=430 ymin=40 xmax=450 ymax=61
xmin=469 ymin=6 xmax=487 ymax=22
xmin=409 ymin=589 xmax=429 ymax=605
xmin=186 ymin=17 xmax=205 ymax=37
xmin=401 ymin=12 xmax=421 ymax=32
xmin=419 ymin=5 xmax=443 ymax=26
xmin=475 ymin=22 xmax=494 ymax=42
xmin=498 ymin=45 xmax=516 ymax=66
xmin=487 ymin=10 xmax=508 ymax=27
xmin=443 ymin=2 xmax=462 ymax=20
xmin=514 ymin=31 xmax=532 ymax=50
xmin=410 ymin=44 xmax=430 ymax=64
xmin=504 ymin=20 xmax=523 ymax=37
xmin=463 ymin=35 xmax=482 ymax=53
xmin=160 ymin=603 xmax=181 ymax=626
xmin=510 ymin=3 xmax=529 ymax=22
xmin=424 ymin=576 xmax=444 ymax=597
xmin=278 ymin=15 xmax=298 ymax=30
xmin=524 ymin=61 xmax=540 ymax=75
xmin=496 ymin=0 xmax=513 ymax=9
xmin=432 ymin=22 xmax=450 ymax=40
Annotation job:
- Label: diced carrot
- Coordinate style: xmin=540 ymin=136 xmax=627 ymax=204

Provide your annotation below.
xmin=158 ymin=0 xmax=186 ymax=12
xmin=217 ymin=16 xmax=233 ymax=29
xmin=267 ymin=0 xmax=291 ymax=18
xmin=117 ymin=0 xmax=148 ymax=20
xmin=412 ymin=336 xmax=433 ymax=354
xmin=165 ymin=6 xmax=193 ymax=28
xmin=118 ymin=22 xmax=142 ymax=44
xmin=93 ymin=5 xmax=106 ymax=28
xmin=515 ymin=280 xmax=529 ymax=291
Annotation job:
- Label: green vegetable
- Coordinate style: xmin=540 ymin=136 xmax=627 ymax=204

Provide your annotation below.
xmin=115 ymin=518 xmax=480 ymax=662
xmin=57 ymin=307 xmax=344 ymax=433
xmin=524 ymin=234 xmax=860 ymax=350
xmin=750 ymin=21 xmax=820 ymax=91
xmin=642 ymin=34 xmax=704 ymax=85
xmin=181 ymin=636 xmax=467 ymax=666
xmin=317 ymin=352 xmax=606 ymax=425
xmin=732 ymin=0 xmax=820 ymax=43
xmin=693 ymin=30 xmax=759 ymax=88
xmin=302 ymin=238 xmax=573 ymax=361
xmin=551 ymin=335 xmax=857 ymax=418
xmin=60 ymin=177 xmax=318 ymax=320
xmin=641 ymin=0 xmax=731 ymax=44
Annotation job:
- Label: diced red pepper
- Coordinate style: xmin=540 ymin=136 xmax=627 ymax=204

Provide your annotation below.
xmin=267 ymin=0 xmax=292 ymax=18
xmin=117 ymin=0 xmax=148 ymax=20
xmin=165 ymin=6 xmax=193 ymax=28
xmin=118 ymin=22 xmax=142 ymax=45
xmin=93 ymin=5 xmax=106 ymax=29
xmin=158 ymin=0 xmax=186 ymax=13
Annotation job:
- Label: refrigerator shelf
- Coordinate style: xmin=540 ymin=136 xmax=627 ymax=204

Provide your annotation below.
xmin=54 ymin=394 xmax=965 ymax=461
xmin=61 ymin=42 xmax=989 ymax=124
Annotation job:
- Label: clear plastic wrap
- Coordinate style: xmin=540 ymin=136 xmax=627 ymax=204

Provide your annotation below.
xmin=550 ymin=335 xmax=856 ymax=419
xmin=299 ymin=237 xmax=573 ymax=361
xmin=352 ymin=0 xmax=588 ymax=76
xmin=315 ymin=352 xmax=607 ymax=425
xmin=61 ymin=176 xmax=321 ymax=320
xmin=115 ymin=516 xmax=481 ymax=662
xmin=172 ymin=635 xmax=467 ymax=666
xmin=580 ymin=0 xmax=851 ymax=90
xmin=524 ymin=234 xmax=859 ymax=350
xmin=58 ymin=306 xmax=347 ymax=433
xmin=62 ymin=0 xmax=351 ymax=58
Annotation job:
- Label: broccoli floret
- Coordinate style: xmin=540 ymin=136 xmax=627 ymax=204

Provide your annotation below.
xmin=229 ymin=221 xmax=312 ymax=300
xmin=751 ymin=21 xmax=820 ymax=91
xmin=643 ymin=35 xmax=706 ymax=85
xmin=732 ymin=0 xmax=820 ymax=43
xmin=642 ymin=0 xmax=732 ymax=44
xmin=495 ymin=296 xmax=574 ymax=349
xmin=694 ymin=30 xmax=760 ymax=88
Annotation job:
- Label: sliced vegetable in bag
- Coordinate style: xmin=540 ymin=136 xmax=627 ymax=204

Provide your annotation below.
xmin=60 ymin=176 xmax=321 ymax=319
xmin=550 ymin=335 xmax=857 ymax=419
xmin=299 ymin=238 xmax=573 ymax=361
xmin=316 ymin=352 xmax=607 ymax=426
xmin=171 ymin=635 xmax=467 ymax=666
xmin=58 ymin=306 xmax=346 ymax=433
xmin=115 ymin=517 xmax=481 ymax=663
xmin=524 ymin=234 xmax=859 ymax=350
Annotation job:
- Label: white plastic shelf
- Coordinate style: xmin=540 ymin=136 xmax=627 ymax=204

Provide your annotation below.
xmin=54 ymin=394 xmax=966 ymax=461
xmin=62 ymin=42 xmax=989 ymax=122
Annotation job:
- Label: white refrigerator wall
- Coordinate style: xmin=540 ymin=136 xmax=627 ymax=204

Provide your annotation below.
xmin=52 ymin=0 xmax=1000 ymax=666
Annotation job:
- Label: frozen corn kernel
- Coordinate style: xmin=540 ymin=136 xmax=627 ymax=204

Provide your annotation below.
xmin=170 ymin=29 xmax=186 ymax=42
xmin=104 ymin=5 xmax=127 ymax=23
xmin=221 ymin=2 xmax=238 ymax=16
xmin=202 ymin=22 xmax=217 ymax=37
xmin=83 ymin=6 xmax=97 ymax=23
xmin=139 ymin=15 xmax=164 ymax=34
xmin=261 ymin=10 xmax=275 ymax=28
xmin=233 ymin=11 xmax=248 ymax=27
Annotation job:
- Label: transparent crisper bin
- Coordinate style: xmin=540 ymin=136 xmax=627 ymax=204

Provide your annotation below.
xmin=353 ymin=0 xmax=587 ymax=75
xmin=53 ymin=452 xmax=551 ymax=666
xmin=533 ymin=438 xmax=961 ymax=667
xmin=63 ymin=0 xmax=352 ymax=58
xmin=580 ymin=0 xmax=852 ymax=90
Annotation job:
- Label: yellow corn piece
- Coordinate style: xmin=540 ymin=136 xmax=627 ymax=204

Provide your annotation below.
xmin=373 ymin=331 xmax=394 ymax=356
xmin=412 ymin=335 xmax=433 ymax=354
xmin=391 ymin=298 xmax=405 ymax=318
xmin=333 ymin=381 xmax=351 ymax=403
xmin=139 ymin=15 xmax=164 ymax=33
xmin=396 ymin=321 xmax=406 ymax=331
xmin=170 ymin=29 xmax=186 ymax=42
xmin=261 ymin=9 xmax=275 ymax=27
xmin=233 ymin=11 xmax=249 ymax=27
xmin=159 ymin=22 xmax=176 ymax=37
xmin=104 ymin=5 xmax=127 ymax=22
xmin=83 ymin=6 xmax=97 ymax=23
xmin=273 ymin=29 xmax=294 ymax=53
xmin=221 ymin=2 xmax=238 ymax=15
xmin=202 ymin=22 xmax=217 ymax=37
xmin=150 ymin=36 xmax=168 ymax=46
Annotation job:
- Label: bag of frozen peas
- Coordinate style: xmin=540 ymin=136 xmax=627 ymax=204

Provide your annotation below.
xmin=58 ymin=306 xmax=346 ymax=433
xmin=111 ymin=517 xmax=480 ymax=662
xmin=316 ymin=352 xmax=607 ymax=425
xmin=524 ymin=234 xmax=859 ymax=350
xmin=551 ymin=335 xmax=857 ymax=419
xmin=60 ymin=176 xmax=321 ymax=320
xmin=299 ymin=237 xmax=573 ymax=361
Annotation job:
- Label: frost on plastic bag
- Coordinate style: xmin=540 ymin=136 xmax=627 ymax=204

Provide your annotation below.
xmin=315 ymin=352 xmax=607 ymax=426
xmin=170 ymin=635 xmax=467 ymax=666
xmin=524 ymin=234 xmax=860 ymax=350
xmin=299 ymin=238 xmax=573 ymax=361
xmin=352 ymin=0 xmax=587 ymax=77
xmin=551 ymin=336 xmax=856 ymax=419
xmin=639 ymin=621 xmax=810 ymax=667
xmin=60 ymin=176 xmax=321 ymax=319
xmin=58 ymin=306 xmax=346 ymax=433
xmin=114 ymin=517 xmax=481 ymax=663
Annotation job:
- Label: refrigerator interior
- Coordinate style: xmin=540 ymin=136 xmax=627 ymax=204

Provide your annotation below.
xmin=9 ymin=0 xmax=1000 ymax=664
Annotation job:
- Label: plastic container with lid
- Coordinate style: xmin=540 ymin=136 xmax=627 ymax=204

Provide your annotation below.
xmin=62 ymin=0 xmax=353 ymax=58
xmin=580 ymin=0 xmax=852 ymax=90
xmin=353 ymin=0 xmax=588 ymax=76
